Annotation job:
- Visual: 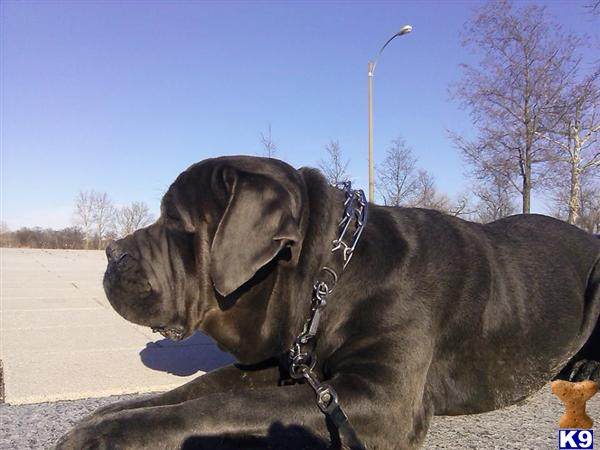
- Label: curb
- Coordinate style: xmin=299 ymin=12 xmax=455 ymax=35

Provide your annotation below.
xmin=0 ymin=359 xmax=5 ymax=403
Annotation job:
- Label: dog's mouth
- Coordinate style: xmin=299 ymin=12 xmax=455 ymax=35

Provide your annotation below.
xmin=151 ymin=325 xmax=186 ymax=341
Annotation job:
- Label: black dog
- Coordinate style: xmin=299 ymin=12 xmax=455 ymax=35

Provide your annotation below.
xmin=56 ymin=156 xmax=600 ymax=449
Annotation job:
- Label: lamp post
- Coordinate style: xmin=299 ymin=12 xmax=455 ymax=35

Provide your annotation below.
xmin=368 ymin=25 xmax=412 ymax=203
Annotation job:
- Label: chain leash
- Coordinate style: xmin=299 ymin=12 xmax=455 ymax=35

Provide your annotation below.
xmin=288 ymin=181 xmax=368 ymax=450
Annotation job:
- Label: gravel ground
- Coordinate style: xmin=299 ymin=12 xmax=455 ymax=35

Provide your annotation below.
xmin=1 ymin=385 xmax=598 ymax=450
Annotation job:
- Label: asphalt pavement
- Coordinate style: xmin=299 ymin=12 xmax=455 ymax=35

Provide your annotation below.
xmin=1 ymin=385 xmax=598 ymax=449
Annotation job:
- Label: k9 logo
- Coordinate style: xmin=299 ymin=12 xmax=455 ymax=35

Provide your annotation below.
xmin=559 ymin=429 xmax=594 ymax=449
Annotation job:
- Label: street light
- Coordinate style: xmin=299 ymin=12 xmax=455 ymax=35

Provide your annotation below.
xmin=368 ymin=25 xmax=412 ymax=203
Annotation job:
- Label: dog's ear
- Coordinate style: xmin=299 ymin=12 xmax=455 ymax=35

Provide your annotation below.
xmin=210 ymin=162 xmax=305 ymax=297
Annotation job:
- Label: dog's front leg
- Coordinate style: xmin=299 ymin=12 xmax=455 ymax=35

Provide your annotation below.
xmin=55 ymin=381 xmax=326 ymax=450
xmin=82 ymin=361 xmax=282 ymax=421
xmin=55 ymin=371 xmax=432 ymax=450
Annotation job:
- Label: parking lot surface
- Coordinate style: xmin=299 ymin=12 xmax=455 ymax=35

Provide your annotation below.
xmin=0 ymin=248 xmax=233 ymax=405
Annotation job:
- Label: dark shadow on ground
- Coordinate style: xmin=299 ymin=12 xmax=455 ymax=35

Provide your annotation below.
xmin=139 ymin=331 xmax=235 ymax=376
xmin=181 ymin=422 xmax=331 ymax=450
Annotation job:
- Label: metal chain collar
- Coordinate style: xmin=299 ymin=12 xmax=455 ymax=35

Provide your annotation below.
xmin=288 ymin=181 xmax=368 ymax=419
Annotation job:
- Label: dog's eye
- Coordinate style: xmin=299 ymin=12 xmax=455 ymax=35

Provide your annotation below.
xmin=166 ymin=211 xmax=178 ymax=222
xmin=164 ymin=213 xmax=181 ymax=228
xmin=163 ymin=203 xmax=180 ymax=222
xmin=161 ymin=209 xmax=182 ymax=230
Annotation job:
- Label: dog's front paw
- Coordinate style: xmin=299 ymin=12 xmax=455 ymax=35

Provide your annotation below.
xmin=55 ymin=408 xmax=179 ymax=450
xmin=54 ymin=417 xmax=126 ymax=450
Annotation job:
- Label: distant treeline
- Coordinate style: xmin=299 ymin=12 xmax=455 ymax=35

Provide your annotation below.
xmin=0 ymin=191 xmax=155 ymax=250
xmin=0 ymin=226 xmax=100 ymax=250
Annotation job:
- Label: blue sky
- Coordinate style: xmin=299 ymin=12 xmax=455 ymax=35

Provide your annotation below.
xmin=1 ymin=0 xmax=598 ymax=229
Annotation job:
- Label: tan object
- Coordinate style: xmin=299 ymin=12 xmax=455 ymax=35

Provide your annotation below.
xmin=552 ymin=380 xmax=598 ymax=429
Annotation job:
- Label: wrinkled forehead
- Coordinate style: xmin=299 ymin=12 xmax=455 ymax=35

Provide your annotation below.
xmin=159 ymin=164 xmax=226 ymax=226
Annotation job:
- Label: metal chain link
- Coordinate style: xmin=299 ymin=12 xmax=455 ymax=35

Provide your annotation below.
xmin=332 ymin=182 xmax=368 ymax=269
xmin=288 ymin=181 xmax=368 ymax=401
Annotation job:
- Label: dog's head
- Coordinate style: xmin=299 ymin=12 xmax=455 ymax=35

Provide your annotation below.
xmin=103 ymin=156 xmax=308 ymax=361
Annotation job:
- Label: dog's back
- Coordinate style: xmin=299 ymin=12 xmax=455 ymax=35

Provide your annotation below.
xmin=381 ymin=209 xmax=600 ymax=414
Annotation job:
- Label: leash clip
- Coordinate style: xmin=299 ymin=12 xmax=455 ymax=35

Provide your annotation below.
xmin=286 ymin=181 xmax=369 ymax=450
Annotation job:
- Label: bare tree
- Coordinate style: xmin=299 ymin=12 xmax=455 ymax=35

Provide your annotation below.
xmin=579 ymin=177 xmax=600 ymax=233
xmin=586 ymin=0 xmax=600 ymax=15
xmin=318 ymin=139 xmax=350 ymax=185
xmin=376 ymin=138 xmax=458 ymax=213
xmin=376 ymin=138 xmax=419 ymax=207
xmin=473 ymin=175 xmax=517 ymax=223
xmin=91 ymin=192 xmax=115 ymax=249
xmin=73 ymin=190 xmax=115 ymax=249
xmin=73 ymin=190 xmax=95 ymax=248
xmin=59 ymin=227 xmax=86 ymax=249
xmin=0 ymin=222 xmax=13 ymax=247
xmin=540 ymin=71 xmax=600 ymax=225
xmin=116 ymin=201 xmax=154 ymax=238
xmin=259 ymin=123 xmax=277 ymax=158
xmin=408 ymin=172 xmax=475 ymax=217
xmin=409 ymin=170 xmax=448 ymax=211
xmin=451 ymin=0 xmax=580 ymax=214
xmin=549 ymin=170 xmax=600 ymax=233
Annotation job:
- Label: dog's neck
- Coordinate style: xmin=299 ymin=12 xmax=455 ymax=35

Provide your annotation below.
xmin=296 ymin=168 xmax=347 ymax=284
xmin=273 ymin=168 xmax=348 ymax=348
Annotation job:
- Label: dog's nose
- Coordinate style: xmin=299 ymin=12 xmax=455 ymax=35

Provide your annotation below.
xmin=106 ymin=241 xmax=128 ymax=263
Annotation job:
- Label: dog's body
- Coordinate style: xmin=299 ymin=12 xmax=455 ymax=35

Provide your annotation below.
xmin=56 ymin=156 xmax=600 ymax=449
